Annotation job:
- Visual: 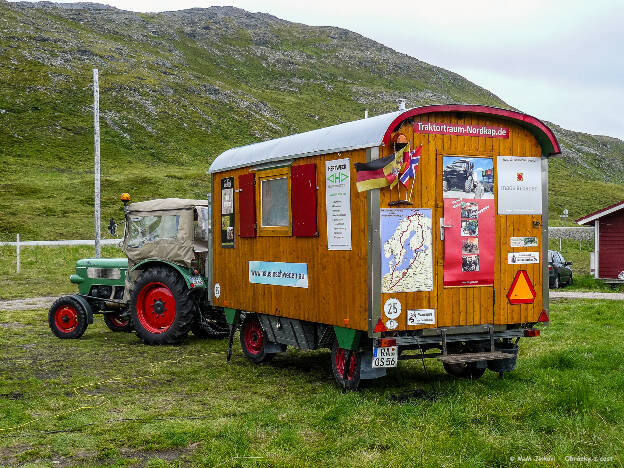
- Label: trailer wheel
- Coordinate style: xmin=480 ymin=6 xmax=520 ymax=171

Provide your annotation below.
xmin=331 ymin=340 xmax=361 ymax=391
xmin=130 ymin=267 xmax=194 ymax=345
xmin=240 ymin=314 xmax=274 ymax=363
xmin=103 ymin=312 xmax=133 ymax=332
xmin=49 ymin=296 xmax=88 ymax=339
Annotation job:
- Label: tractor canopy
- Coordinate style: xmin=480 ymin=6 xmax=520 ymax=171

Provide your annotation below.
xmin=122 ymin=198 xmax=210 ymax=268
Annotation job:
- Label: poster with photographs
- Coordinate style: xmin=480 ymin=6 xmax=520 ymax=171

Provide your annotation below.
xmin=443 ymin=197 xmax=495 ymax=287
xmin=221 ymin=177 xmax=235 ymax=248
xmin=443 ymin=156 xmax=494 ymax=199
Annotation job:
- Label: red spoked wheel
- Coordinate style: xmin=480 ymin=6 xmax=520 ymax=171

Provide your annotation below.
xmin=103 ymin=311 xmax=133 ymax=332
xmin=130 ymin=267 xmax=194 ymax=345
xmin=135 ymin=282 xmax=177 ymax=334
xmin=48 ymin=296 xmax=89 ymax=339
xmin=240 ymin=315 xmax=274 ymax=364
xmin=331 ymin=339 xmax=361 ymax=391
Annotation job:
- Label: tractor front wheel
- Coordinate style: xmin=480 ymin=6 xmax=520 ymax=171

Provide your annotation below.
xmin=103 ymin=312 xmax=133 ymax=332
xmin=130 ymin=267 xmax=194 ymax=345
xmin=48 ymin=296 xmax=89 ymax=339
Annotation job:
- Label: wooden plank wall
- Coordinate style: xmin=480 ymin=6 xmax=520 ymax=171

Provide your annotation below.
xmin=380 ymin=112 xmax=543 ymax=329
xmin=213 ymin=111 xmax=545 ymax=333
xmin=212 ymin=150 xmax=371 ymax=331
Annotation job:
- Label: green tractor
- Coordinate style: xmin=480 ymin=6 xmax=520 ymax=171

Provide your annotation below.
xmin=49 ymin=196 xmax=228 ymax=344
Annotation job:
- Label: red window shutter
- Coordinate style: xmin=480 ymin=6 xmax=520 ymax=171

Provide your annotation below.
xmin=238 ymin=173 xmax=256 ymax=238
xmin=291 ymin=163 xmax=317 ymax=237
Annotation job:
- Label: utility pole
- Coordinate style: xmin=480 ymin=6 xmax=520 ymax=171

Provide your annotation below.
xmin=93 ymin=68 xmax=101 ymax=258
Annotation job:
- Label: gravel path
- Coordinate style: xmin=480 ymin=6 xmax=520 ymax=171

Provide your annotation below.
xmin=0 ymin=297 xmax=57 ymax=311
xmin=549 ymin=291 xmax=624 ymax=300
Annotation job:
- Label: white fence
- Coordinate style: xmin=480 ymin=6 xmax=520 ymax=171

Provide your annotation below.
xmin=0 ymin=235 xmax=120 ymax=273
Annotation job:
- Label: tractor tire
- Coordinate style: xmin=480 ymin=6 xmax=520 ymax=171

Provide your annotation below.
xmin=240 ymin=314 xmax=275 ymax=364
xmin=49 ymin=296 xmax=89 ymax=339
xmin=464 ymin=176 xmax=474 ymax=193
xmin=130 ymin=266 xmax=194 ymax=345
xmin=103 ymin=312 xmax=133 ymax=332
xmin=331 ymin=339 xmax=361 ymax=391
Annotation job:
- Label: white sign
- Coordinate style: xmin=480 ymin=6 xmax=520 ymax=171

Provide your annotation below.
xmin=508 ymin=252 xmax=539 ymax=264
xmin=407 ymin=309 xmax=435 ymax=325
xmin=372 ymin=346 xmax=398 ymax=368
xmin=510 ymin=236 xmax=538 ymax=248
xmin=497 ymin=156 xmax=542 ymax=215
xmin=383 ymin=298 xmax=402 ymax=319
xmin=214 ymin=282 xmax=221 ymax=298
xmin=326 ymin=158 xmax=352 ymax=250
xmin=385 ymin=319 xmax=398 ymax=330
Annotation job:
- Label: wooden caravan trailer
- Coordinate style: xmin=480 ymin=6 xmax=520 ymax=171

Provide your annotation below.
xmin=208 ymin=104 xmax=560 ymax=389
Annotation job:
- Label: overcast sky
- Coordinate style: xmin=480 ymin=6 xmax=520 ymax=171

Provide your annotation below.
xmin=17 ymin=0 xmax=624 ymax=140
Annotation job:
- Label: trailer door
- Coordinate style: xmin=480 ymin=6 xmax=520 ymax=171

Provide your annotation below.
xmin=438 ymin=153 xmax=495 ymax=327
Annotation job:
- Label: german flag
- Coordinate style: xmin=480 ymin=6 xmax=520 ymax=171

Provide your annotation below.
xmin=355 ymin=146 xmax=410 ymax=192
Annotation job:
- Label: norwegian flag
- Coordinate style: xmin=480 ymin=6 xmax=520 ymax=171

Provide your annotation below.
xmin=399 ymin=145 xmax=422 ymax=188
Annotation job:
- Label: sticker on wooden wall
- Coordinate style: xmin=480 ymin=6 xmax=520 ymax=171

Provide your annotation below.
xmin=383 ymin=298 xmax=402 ymax=319
xmin=325 ymin=158 xmax=352 ymax=250
xmin=510 ymin=236 xmax=538 ymax=248
xmin=248 ymin=261 xmax=308 ymax=288
xmin=407 ymin=309 xmax=435 ymax=326
xmin=508 ymin=252 xmax=539 ymax=264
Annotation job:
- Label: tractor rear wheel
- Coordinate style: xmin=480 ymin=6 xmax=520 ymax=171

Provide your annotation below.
xmin=130 ymin=267 xmax=194 ymax=345
xmin=331 ymin=339 xmax=361 ymax=391
xmin=103 ymin=312 xmax=133 ymax=332
xmin=49 ymin=296 xmax=88 ymax=339
xmin=240 ymin=314 xmax=275 ymax=363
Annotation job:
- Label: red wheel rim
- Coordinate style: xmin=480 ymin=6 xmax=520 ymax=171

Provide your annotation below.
xmin=243 ymin=319 xmax=264 ymax=355
xmin=136 ymin=282 xmax=176 ymax=334
xmin=108 ymin=313 xmax=129 ymax=327
xmin=54 ymin=305 xmax=78 ymax=333
xmin=335 ymin=347 xmax=357 ymax=381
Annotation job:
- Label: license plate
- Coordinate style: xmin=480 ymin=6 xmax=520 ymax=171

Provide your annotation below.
xmin=372 ymin=346 xmax=398 ymax=368
xmin=190 ymin=276 xmax=204 ymax=286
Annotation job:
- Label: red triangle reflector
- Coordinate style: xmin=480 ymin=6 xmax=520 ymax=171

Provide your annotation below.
xmin=538 ymin=309 xmax=549 ymax=322
xmin=373 ymin=318 xmax=387 ymax=333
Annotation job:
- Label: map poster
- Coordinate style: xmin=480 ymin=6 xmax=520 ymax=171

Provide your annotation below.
xmin=443 ymin=198 xmax=495 ymax=287
xmin=380 ymin=208 xmax=433 ymax=293
xmin=221 ymin=177 xmax=234 ymax=248
xmin=325 ymin=158 xmax=352 ymax=250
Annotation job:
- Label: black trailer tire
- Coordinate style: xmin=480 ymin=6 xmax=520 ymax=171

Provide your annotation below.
xmin=49 ymin=296 xmax=89 ymax=339
xmin=240 ymin=314 xmax=275 ymax=363
xmin=442 ymin=361 xmax=486 ymax=380
xmin=103 ymin=312 xmax=133 ymax=332
xmin=130 ymin=267 xmax=194 ymax=345
xmin=331 ymin=339 xmax=361 ymax=391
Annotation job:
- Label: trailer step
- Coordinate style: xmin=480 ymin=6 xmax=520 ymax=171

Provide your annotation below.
xmin=437 ymin=351 xmax=511 ymax=364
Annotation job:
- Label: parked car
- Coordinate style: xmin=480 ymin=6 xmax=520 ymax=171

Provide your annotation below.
xmin=548 ymin=250 xmax=573 ymax=288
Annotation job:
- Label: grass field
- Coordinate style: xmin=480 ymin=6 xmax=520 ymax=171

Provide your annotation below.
xmin=1 ymin=298 xmax=623 ymax=467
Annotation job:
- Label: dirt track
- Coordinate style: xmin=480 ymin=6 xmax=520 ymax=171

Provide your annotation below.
xmin=0 ymin=297 xmax=57 ymax=311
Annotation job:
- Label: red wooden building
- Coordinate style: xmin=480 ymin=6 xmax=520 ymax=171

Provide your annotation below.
xmin=577 ymin=201 xmax=624 ymax=281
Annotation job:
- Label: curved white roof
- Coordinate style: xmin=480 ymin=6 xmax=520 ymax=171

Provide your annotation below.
xmin=208 ymin=110 xmax=403 ymax=173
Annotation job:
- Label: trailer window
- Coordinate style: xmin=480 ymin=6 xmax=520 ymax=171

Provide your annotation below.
xmin=257 ymin=167 xmax=292 ymax=236
xmin=127 ymin=214 xmax=180 ymax=248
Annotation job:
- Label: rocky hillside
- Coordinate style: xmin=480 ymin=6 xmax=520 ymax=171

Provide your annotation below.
xmin=1 ymin=1 xmax=623 ymax=239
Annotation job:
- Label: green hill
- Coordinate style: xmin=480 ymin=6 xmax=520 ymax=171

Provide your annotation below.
xmin=2 ymin=2 xmax=624 ymax=240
